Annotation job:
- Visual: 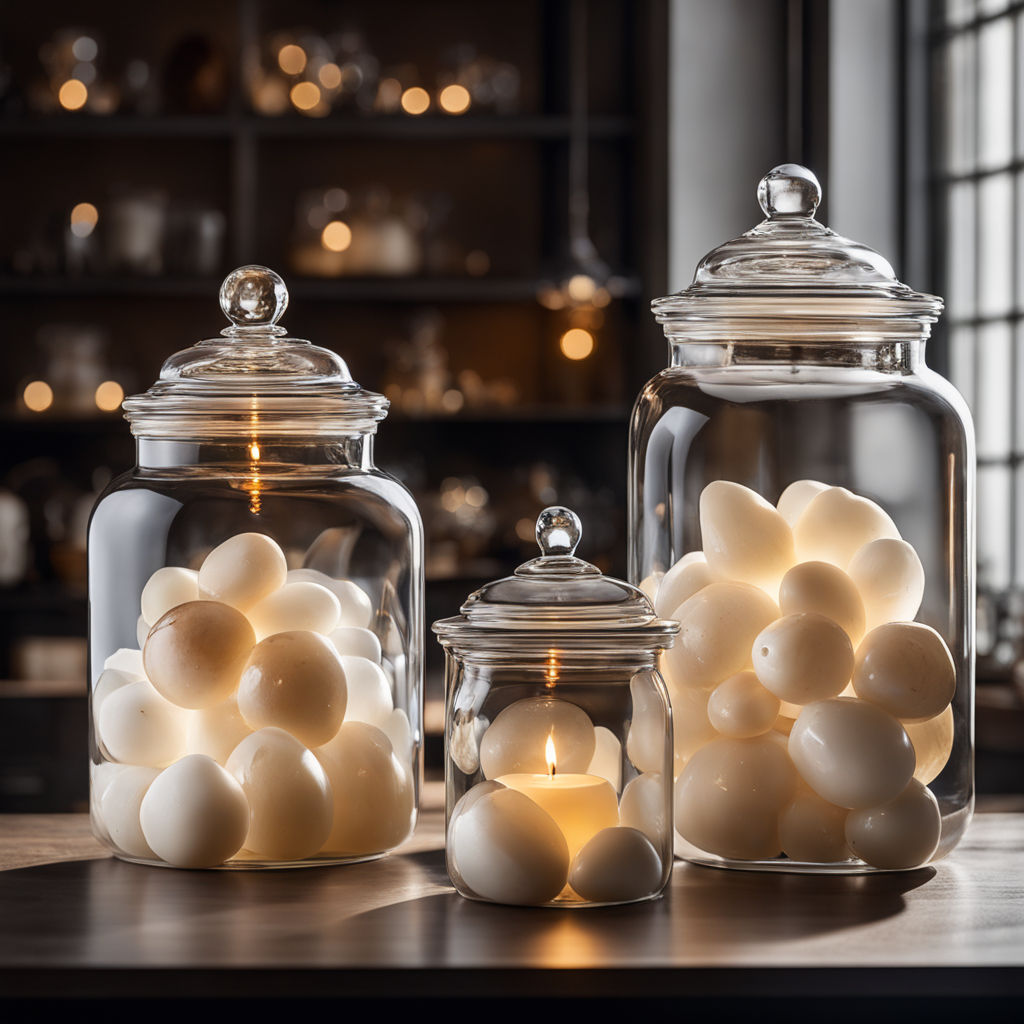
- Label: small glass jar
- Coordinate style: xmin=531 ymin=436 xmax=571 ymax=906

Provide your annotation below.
xmin=433 ymin=507 xmax=679 ymax=907
xmin=629 ymin=165 xmax=974 ymax=873
xmin=88 ymin=266 xmax=422 ymax=868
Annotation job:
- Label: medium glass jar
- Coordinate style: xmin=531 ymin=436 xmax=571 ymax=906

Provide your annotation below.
xmin=89 ymin=266 xmax=422 ymax=868
xmin=433 ymin=507 xmax=679 ymax=907
xmin=629 ymin=165 xmax=974 ymax=873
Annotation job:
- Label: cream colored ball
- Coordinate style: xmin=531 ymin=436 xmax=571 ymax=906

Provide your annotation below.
xmin=246 ymin=581 xmax=341 ymax=641
xmin=906 ymin=705 xmax=955 ymax=785
xmin=847 ymin=537 xmax=926 ymax=631
xmin=97 ymin=679 xmax=188 ymax=767
xmin=588 ymin=726 xmax=623 ymax=791
xmin=655 ymin=555 xmax=715 ymax=619
xmin=100 ymin=765 xmax=161 ymax=860
xmin=140 ymin=566 xmax=200 ymax=627
xmin=186 ymin=695 xmax=252 ymax=764
xmin=793 ymin=487 xmax=900 ymax=568
xmin=661 ymin=675 xmax=718 ymax=772
xmin=339 ymin=655 xmax=393 ymax=726
xmin=845 ymin=778 xmax=941 ymax=870
xmin=103 ymin=647 xmax=145 ymax=678
xmin=198 ymin=532 xmax=288 ymax=612
xmin=619 ymin=771 xmax=669 ymax=848
xmin=779 ymin=561 xmax=866 ymax=645
xmin=776 ymin=479 xmax=829 ymax=525
xmin=639 ymin=571 xmax=664 ymax=604
xmin=329 ymin=626 xmax=382 ymax=663
xmin=753 ymin=612 xmax=854 ymax=706
xmin=778 ymin=787 xmax=851 ymax=863
xmin=707 ymin=670 xmax=781 ymax=738
xmin=569 ymin=826 xmax=663 ymax=904
xmin=287 ymin=569 xmax=374 ymax=629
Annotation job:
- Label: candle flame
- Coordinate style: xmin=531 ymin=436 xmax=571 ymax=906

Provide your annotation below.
xmin=546 ymin=732 xmax=557 ymax=778
xmin=246 ymin=416 xmax=262 ymax=515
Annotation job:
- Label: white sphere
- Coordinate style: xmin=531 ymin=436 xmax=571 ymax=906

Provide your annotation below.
xmin=569 ymin=827 xmax=663 ymax=904
xmin=103 ymin=648 xmax=145 ymax=678
xmin=655 ymin=558 xmax=715 ymax=619
xmin=100 ymin=765 xmax=161 ymax=860
xmin=778 ymin=787 xmax=851 ymax=863
xmin=699 ymin=480 xmax=795 ymax=593
xmin=707 ymin=670 xmax=781 ymax=738
xmin=847 ymin=537 xmax=926 ymax=631
xmin=186 ymin=696 xmax=252 ymax=764
xmin=845 ymin=778 xmax=941 ymax=870
xmin=906 ymin=705 xmax=955 ymax=785
xmin=378 ymin=707 xmax=414 ymax=765
xmin=625 ymin=670 xmax=668 ymax=774
xmin=793 ymin=487 xmax=900 ymax=569
xmin=92 ymin=667 xmax=136 ymax=721
xmin=139 ymin=755 xmax=250 ymax=868
xmin=619 ymin=771 xmax=668 ymax=848
xmin=340 ymin=655 xmax=393 ymax=725
xmin=140 ymin=566 xmax=200 ymax=627
xmin=198 ymin=532 xmax=288 ymax=612
xmin=246 ymin=581 xmax=341 ymax=641
xmin=238 ymin=631 xmax=347 ymax=747
xmin=97 ymin=679 xmax=188 ymax=767
xmin=136 ymin=615 xmax=150 ymax=650
xmin=753 ymin=612 xmax=855 ymax=706
xmin=776 ymin=479 xmax=829 ymax=525
xmin=779 ymin=561 xmax=866 ymax=645
xmin=661 ymin=673 xmax=717 ymax=772
xmin=588 ymin=726 xmax=622 ymax=791
xmin=329 ymin=626 xmax=382 ymax=663
xmin=286 ymin=569 xmax=373 ymax=628
xmin=226 ymin=727 xmax=334 ymax=861
xmin=639 ymin=571 xmax=663 ymax=603
xmin=788 ymin=697 xmax=915 ymax=809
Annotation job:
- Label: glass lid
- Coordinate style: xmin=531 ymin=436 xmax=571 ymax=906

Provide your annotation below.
xmin=122 ymin=265 xmax=388 ymax=437
xmin=432 ymin=507 xmax=679 ymax=647
xmin=652 ymin=163 xmax=943 ymax=328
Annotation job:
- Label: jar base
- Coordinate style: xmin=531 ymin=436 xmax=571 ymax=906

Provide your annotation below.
xmin=112 ymin=850 xmax=390 ymax=870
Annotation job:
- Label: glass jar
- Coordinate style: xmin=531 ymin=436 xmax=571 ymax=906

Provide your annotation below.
xmin=433 ymin=507 xmax=679 ymax=907
xmin=88 ymin=266 xmax=422 ymax=868
xmin=629 ymin=165 xmax=974 ymax=873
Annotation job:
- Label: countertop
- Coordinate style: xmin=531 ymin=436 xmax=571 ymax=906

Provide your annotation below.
xmin=1 ymin=784 xmax=1023 ymax=1002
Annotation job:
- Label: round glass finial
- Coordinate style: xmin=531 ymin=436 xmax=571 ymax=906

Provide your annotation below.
xmin=219 ymin=265 xmax=289 ymax=334
xmin=757 ymin=164 xmax=821 ymax=218
xmin=536 ymin=506 xmax=582 ymax=557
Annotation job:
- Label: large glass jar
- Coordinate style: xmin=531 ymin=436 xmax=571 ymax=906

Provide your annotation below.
xmin=629 ymin=165 xmax=974 ymax=873
xmin=89 ymin=266 xmax=422 ymax=868
xmin=433 ymin=507 xmax=679 ymax=907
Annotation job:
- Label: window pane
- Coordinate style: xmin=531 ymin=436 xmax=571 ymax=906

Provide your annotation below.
xmin=947 ymin=181 xmax=977 ymax=317
xmin=1016 ymin=323 xmax=1024 ymax=454
xmin=945 ymin=0 xmax=978 ymax=28
xmin=944 ymin=33 xmax=976 ymax=175
xmin=978 ymin=463 xmax=1011 ymax=591
xmin=1017 ymin=13 xmax=1024 ymax=159
xmin=978 ymin=172 xmax=1013 ymax=316
xmin=978 ymin=18 xmax=1013 ymax=169
xmin=975 ymin=323 xmax=1013 ymax=459
xmin=979 ymin=0 xmax=1010 ymax=17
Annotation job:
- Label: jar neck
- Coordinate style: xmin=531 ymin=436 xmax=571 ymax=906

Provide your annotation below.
xmin=669 ymin=337 xmax=925 ymax=372
xmin=136 ymin=435 xmax=374 ymax=471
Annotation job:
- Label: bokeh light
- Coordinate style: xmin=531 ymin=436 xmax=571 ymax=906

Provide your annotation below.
xmin=94 ymin=380 xmax=124 ymax=412
xmin=559 ymin=327 xmax=595 ymax=361
xmin=439 ymin=84 xmax=471 ymax=115
xmin=70 ymin=202 xmax=99 ymax=238
xmin=321 ymin=220 xmax=353 ymax=252
xmin=278 ymin=44 xmax=307 ymax=76
xmin=318 ymin=63 xmax=342 ymax=89
xmin=400 ymin=86 xmax=430 ymax=115
xmin=290 ymin=81 xmax=321 ymax=111
xmin=58 ymin=80 xmax=88 ymax=110
xmin=23 ymin=381 xmax=53 ymax=413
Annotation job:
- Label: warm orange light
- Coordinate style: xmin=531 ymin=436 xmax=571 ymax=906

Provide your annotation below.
xmin=321 ymin=220 xmax=352 ymax=253
xmin=400 ymin=86 xmax=430 ymax=115
xmin=94 ymin=380 xmax=123 ymax=412
xmin=278 ymin=44 xmax=307 ymax=76
xmin=70 ymin=202 xmax=99 ymax=238
xmin=318 ymin=62 xmax=342 ymax=89
xmin=290 ymin=81 xmax=321 ymax=111
xmin=58 ymin=79 xmax=88 ymax=110
xmin=249 ymin=442 xmax=260 ymax=460
xmin=559 ymin=327 xmax=595 ymax=361
xmin=545 ymin=732 xmax=557 ymax=777
xmin=545 ymin=649 xmax=560 ymax=689
xmin=438 ymin=83 xmax=471 ymax=115
xmin=440 ymin=388 xmax=464 ymax=413
xmin=566 ymin=274 xmax=597 ymax=303
xmin=23 ymin=380 xmax=54 ymax=412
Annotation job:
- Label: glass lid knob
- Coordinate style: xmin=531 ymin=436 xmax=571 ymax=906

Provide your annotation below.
xmin=536 ymin=506 xmax=582 ymax=557
xmin=219 ymin=265 xmax=289 ymax=336
xmin=757 ymin=163 xmax=821 ymax=219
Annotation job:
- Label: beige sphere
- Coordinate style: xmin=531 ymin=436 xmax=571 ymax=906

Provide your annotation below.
xmin=198 ymin=532 xmax=288 ymax=612
xmin=778 ymin=787 xmax=851 ymax=863
xmin=662 ymin=581 xmax=780 ymax=691
xmin=793 ymin=487 xmax=900 ymax=569
xmin=186 ymin=695 xmax=252 ymax=764
xmin=378 ymin=707 xmax=414 ymax=765
xmin=853 ymin=622 xmax=956 ymax=723
xmin=238 ymin=631 xmax=348 ymax=747
xmin=569 ymin=826 xmax=663 ymax=904
xmin=779 ymin=561 xmax=866 ymax=645
xmin=92 ymin=667 xmax=137 ymax=722
xmin=753 ymin=612 xmax=855 ymax=706
xmin=906 ymin=705 xmax=955 ymax=785
xmin=776 ymin=479 xmax=829 ymax=526
xmin=339 ymin=655 xmax=393 ymax=726
xmin=227 ymin=727 xmax=334 ymax=860
xmin=97 ymin=679 xmax=188 ymax=767
xmin=103 ymin=647 xmax=145 ymax=678
xmin=140 ymin=566 xmax=200 ymax=627
xmin=588 ymin=726 xmax=623 ymax=791
xmin=479 ymin=696 xmax=596 ymax=779
xmin=663 ymin=678 xmax=718 ymax=773
xmin=847 ymin=538 xmax=926 ymax=631
xmin=639 ymin=571 xmax=664 ymax=604
xmin=708 ymin=670 xmax=781 ymax=738
xmin=655 ymin=557 xmax=715 ymax=619
xmin=143 ymin=600 xmax=256 ymax=710
xmin=699 ymin=480 xmax=796 ymax=593
xmin=788 ymin=697 xmax=915 ymax=809
xmin=329 ymin=626 xmax=382 ymax=664
xmin=246 ymin=581 xmax=341 ymax=641
xmin=845 ymin=778 xmax=941 ymax=870
xmin=288 ymin=570 xmax=374 ymax=629
xmin=619 ymin=771 xmax=669 ymax=848
xmin=625 ymin=670 xmax=669 ymax=774
xmin=674 ymin=735 xmax=797 ymax=860
xmin=315 ymin=721 xmax=415 ymax=855
xmin=100 ymin=765 xmax=161 ymax=860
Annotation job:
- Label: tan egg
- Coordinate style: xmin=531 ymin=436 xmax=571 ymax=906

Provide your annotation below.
xmin=479 ymin=696 xmax=596 ymax=779
xmin=448 ymin=782 xmax=569 ymax=906
xmin=699 ymin=481 xmax=795 ymax=593
xmin=140 ymin=566 xmax=200 ymax=627
xmin=139 ymin=754 xmax=250 ymax=868
xmin=97 ymin=679 xmax=188 ymax=767
xmin=198 ymin=532 xmax=288 ymax=612
xmin=661 ymin=581 xmax=780 ymax=690
xmin=639 ymin=571 xmax=663 ymax=604
xmin=288 ymin=570 xmax=374 ymax=629
xmin=569 ymin=826 xmax=663 ymax=904
xmin=778 ymin=787 xmax=851 ymax=863
xmin=788 ymin=697 xmax=915 ymax=809
xmin=847 ymin=538 xmax=926 ymax=631
xmin=226 ymin=727 xmax=334 ymax=861
xmin=753 ymin=613 xmax=854 ymax=706
xmin=340 ymin=655 xmax=393 ymax=725
xmin=100 ymin=765 xmax=161 ymax=860
xmin=674 ymin=735 xmax=797 ymax=860
xmin=315 ymin=721 xmax=415 ymax=855
xmin=588 ymin=726 xmax=623 ymax=791
xmin=776 ymin=479 xmax=829 ymax=526
xmin=779 ymin=561 xmax=866 ymax=645
xmin=707 ymin=670 xmax=781 ymax=738
xmin=329 ymin=626 xmax=382 ymax=663
xmin=246 ymin=581 xmax=341 ymax=641
xmin=844 ymin=778 xmax=941 ymax=869
xmin=103 ymin=647 xmax=145 ymax=678
xmin=853 ymin=622 xmax=955 ymax=723
xmin=793 ymin=487 xmax=900 ymax=569
xmin=654 ymin=552 xmax=714 ymax=619
xmin=619 ymin=771 xmax=668 ymax=848
xmin=905 ymin=705 xmax=955 ymax=785
xmin=625 ymin=670 xmax=669 ymax=774
xmin=144 ymin=600 xmax=256 ymax=710
xmin=238 ymin=631 xmax=347 ymax=747
xmin=186 ymin=695 xmax=252 ymax=764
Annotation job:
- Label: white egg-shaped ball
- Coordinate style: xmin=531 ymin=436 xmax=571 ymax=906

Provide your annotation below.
xmin=619 ymin=771 xmax=668 ymax=848
xmin=246 ymin=581 xmax=341 ymax=641
xmin=661 ymin=676 xmax=718 ymax=772
xmin=101 ymin=765 xmax=161 ymax=860
xmin=674 ymin=735 xmax=797 ymax=860
xmin=238 ymin=630 xmax=347 ymax=747
xmin=144 ymin=600 xmax=256 ymax=710
xmin=90 ymin=761 xmax=121 ymax=843
xmin=906 ymin=705 xmax=955 ymax=785
xmin=707 ymin=670 xmax=781 ymax=738
xmin=654 ymin=558 xmax=715 ymax=619
xmin=103 ymin=648 xmax=145 ymax=678
xmin=853 ymin=622 xmax=955 ymax=723
xmin=329 ymin=626 xmax=382 ymax=664
xmin=448 ymin=783 xmax=569 ymax=906
xmin=479 ymin=696 xmax=596 ymax=779
xmin=625 ymin=670 xmax=669 ymax=774
xmin=845 ymin=778 xmax=941 ymax=870
xmin=776 ymin=479 xmax=829 ymax=526
xmin=186 ymin=695 xmax=252 ymax=764
xmin=789 ymin=697 xmax=915 ymax=809
xmin=793 ymin=487 xmax=900 ymax=569
xmin=778 ymin=787 xmax=851 ymax=863
xmin=699 ymin=480 xmax=796 ymax=593
xmin=753 ymin=612 xmax=854 ymax=706
xmin=450 ymin=711 xmax=488 ymax=775
xmin=378 ymin=707 xmax=414 ymax=765
xmin=140 ymin=566 xmax=200 ymax=627
xmin=286 ymin=569 xmax=373 ymax=628
xmin=92 ymin=667 xmax=137 ymax=722
xmin=226 ymin=727 xmax=334 ymax=861
xmin=139 ymin=754 xmax=249 ymax=868
xmin=315 ymin=721 xmax=415 ymax=855
xmin=569 ymin=826 xmax=663 ymax=904
xmin=779 ymin=561 xmax=866 ymax=645
xmin=588 ymin=726 xmax=622 ymax=791
xmin=847 ymin=537 xmax=926 ymax=631
xmin=662 ymin=581 xmax=780 ymax=690
xmin=136 ymin=615 xmax=150 ymax=650
xmin=340 ymin=655 xmax=393 ymax=726
xmin=198 ymin=533 xmax=288 ymax=612
xmin=98 ymin=679 xmax=188 ymax=767
xmin=639 ymin=571 xmax=663 ymax=604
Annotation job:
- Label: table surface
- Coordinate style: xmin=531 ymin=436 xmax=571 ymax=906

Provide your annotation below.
xmin=1 ymin=784 xmax=1023 ymax=1001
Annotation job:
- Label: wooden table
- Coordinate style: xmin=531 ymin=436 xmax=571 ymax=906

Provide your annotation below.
xmin=1 ymin=784 xmax=1023 ymax=1003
